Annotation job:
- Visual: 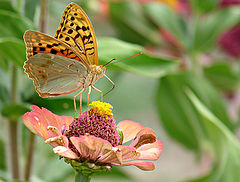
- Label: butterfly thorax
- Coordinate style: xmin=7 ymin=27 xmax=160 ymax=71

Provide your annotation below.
xmin=84 ymin=65 xmax=106 ymax=88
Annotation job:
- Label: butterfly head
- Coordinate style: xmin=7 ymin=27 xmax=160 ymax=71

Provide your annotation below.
xmin=94 ymin=65 xmax=106 ymax=79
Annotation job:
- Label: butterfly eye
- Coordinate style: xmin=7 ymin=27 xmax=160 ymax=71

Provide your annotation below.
xmin=97 ymin=67 xmax=102 ymax=75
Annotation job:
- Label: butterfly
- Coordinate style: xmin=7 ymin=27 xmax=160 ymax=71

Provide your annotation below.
xmin=24 ymin=3 xmax=114 ymax=118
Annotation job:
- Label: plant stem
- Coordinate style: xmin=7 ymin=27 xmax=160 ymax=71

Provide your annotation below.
xmin=8 ymin=122 xmax=19 ymax=179
xmin=10 ymin=64 xmax=17 ymax=102
xmin=24 ymin=0 xmax=48 ymax=181
xmin=24 ymin=133 xmax=35 ymax=181
xmin=40 ymin=0 xmax=48 ymax=33
xmin=8 ymin=0 xmax=24 ymax=179
xmin=9 ymin=63 xmax=19 ymax=180
xmin=75 ymin=172 xmax=91 ymax=182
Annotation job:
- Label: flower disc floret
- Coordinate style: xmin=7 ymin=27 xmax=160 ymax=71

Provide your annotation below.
xmin=65 ymin=101 xmax=119 ymax=149
xmin=89 ymin=101 xmax=113 ymax=117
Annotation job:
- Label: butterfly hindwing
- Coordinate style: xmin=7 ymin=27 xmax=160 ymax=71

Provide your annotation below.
xmin=24 ymin=53 xmax=88 ymax=97
xmin=54 ymin=3 xmax=98 ymax=66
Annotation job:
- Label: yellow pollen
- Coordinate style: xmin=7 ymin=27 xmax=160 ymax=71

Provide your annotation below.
xmin=90 ymin=101 xmax=113 ymax=116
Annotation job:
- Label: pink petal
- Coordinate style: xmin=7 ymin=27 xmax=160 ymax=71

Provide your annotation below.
xmin=99 ymin=148 xmax=122 ymax=164
xmin=22 ymin=105 xmax=73 ymax=140
xmin=70 ymin=135 xmax=113 ymax=161
xmin=45 ymin=135 xmax=69 ymax=148
xmin=53 ymin=146 xmax=79 ymax=160
xmin=70 ymin=135 xmax=123 ymax=165
xmin=41 ymin=107 xmax=73 ymax=132
xmin=116 ymin=145 xmax=140 ymax=162
xmin=117 ymin=120 xmax=144 ymax=144
xmin=115 ymin=161 xmax=155 ymax=171
xmin=22 ymin=106 xmax=49 ymax=139
xmin=129 ymin=128 xmax=156 ymax=149
xmin=137 ymin=140 xmax=163 ymax=160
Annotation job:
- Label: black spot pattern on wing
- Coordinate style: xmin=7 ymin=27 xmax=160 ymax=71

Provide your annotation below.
xmin=54 ymin=3 xmax=98 ymax=65
xmin=24 ymin=31 xmax=82 ymax=62
xmin=40 ymin=47 xmax=45 ymax=51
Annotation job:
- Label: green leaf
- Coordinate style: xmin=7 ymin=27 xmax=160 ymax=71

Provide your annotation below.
xmin=109 ymin=1 xmax=161 ymax=46
xmin=156 ymin=73 xmax=205 ymax=151
xmin=98 ymin=37 xmax=178 ymax=78
xmin=203 ymin=62 xmax=239 ymax=91
xmin=1 ymin=103 xmax=30 ymax=121
xmin=25 ymin=92 xmax=81 ymax=116
xmin=0 ymin=176 xmax=7 ymax=182
xmin=189 ymin=0 xmax=221 ymax=12
xmin=0 ymin=38 xmax=26 ymax=67
xmin=0 ymin=0 xmax=17 ymax=13
xmin=192 ymin=7 xmax=240 ymax=52
xmin=24 ymin=0 xmax=40 ymax=21
xmin=0 ymin=57 xmax=9 ymax=71
xmin=143 ymin=2 xmax=189 ymax=49
xmin=186 ymin=90 xmax=240 ymax=182
xmin=156 ymin=72 xmax=233 ymax=151
xmin=0 ymin=10 xmax=33 ymax=39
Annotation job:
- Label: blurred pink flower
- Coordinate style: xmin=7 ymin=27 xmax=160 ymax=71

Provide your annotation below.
xmin=22 ymin=101 xmax=163 ymax=171
xmin=177 ymin=0 xmax=191 ymax=14
xmin=219 ymin=0 xmax=240 ymax=7
xmin=219 ymin=25 xmax=240 ymax=58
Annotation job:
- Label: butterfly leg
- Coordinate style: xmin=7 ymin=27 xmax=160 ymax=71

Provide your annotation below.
xmin=79 ymin=92 xmax=82 ymax=115
xmin=74 ymin=89 xmax=85 ymax=118
xmin=87 ymin=86 xmax=92 ymax=112
xmin=91 ymin=86 xmax=103 ymax=102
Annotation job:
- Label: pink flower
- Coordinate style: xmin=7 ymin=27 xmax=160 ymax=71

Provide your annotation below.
xmin=22 ymin=101 xmax=163 ymax=171
xmin=219 ymin=25 xmax=240 ymax=58
xmin=219 ymin=0 xmax=240 ymax=7
xmin=177 ymin=0 xmax=192 ymax=14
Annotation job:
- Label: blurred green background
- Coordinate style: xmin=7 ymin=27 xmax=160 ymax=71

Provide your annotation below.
xmin=1 ymin=0 xmax=240 ymax=181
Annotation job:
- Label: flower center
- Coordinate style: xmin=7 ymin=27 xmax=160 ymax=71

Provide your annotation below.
xmin=65 ymin=101 xmax=119 ymax=153
xmin=89 ymin=101 xmax=113 ymax=117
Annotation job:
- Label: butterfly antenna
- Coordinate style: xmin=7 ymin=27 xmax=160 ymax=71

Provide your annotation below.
xmin=103 ymin=58 xmax=117 ymax=66
xmin=103 ymin=74 xmax=115 ymax=96
xmin=106 ymin=52 xmax=142 ymax=66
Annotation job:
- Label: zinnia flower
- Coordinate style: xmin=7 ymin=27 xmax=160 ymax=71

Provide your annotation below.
xmin=22 ymin=101 xmax=163 ymax=175
xmin=219 ymin=25 xmax=240 ymax=58
xmin=219 ymin=0 xmax=240 ymax=7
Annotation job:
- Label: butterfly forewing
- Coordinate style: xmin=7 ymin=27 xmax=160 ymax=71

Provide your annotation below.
xmin=24 ymin=30 xmax=90 ymax=69
xmin=54 ymin=3 xmax=98 ymax=66
xmin=24 ymin=53 xmax=88 ymax=97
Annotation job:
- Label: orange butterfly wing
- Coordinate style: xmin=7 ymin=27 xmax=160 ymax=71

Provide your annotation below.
xmin=23 ymin=3 xmax=100 ymax=99
xmin=24 ymin=30 xmax=89 ymax=68
xmin=54 ymin=3 xmax=98 ymax=66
